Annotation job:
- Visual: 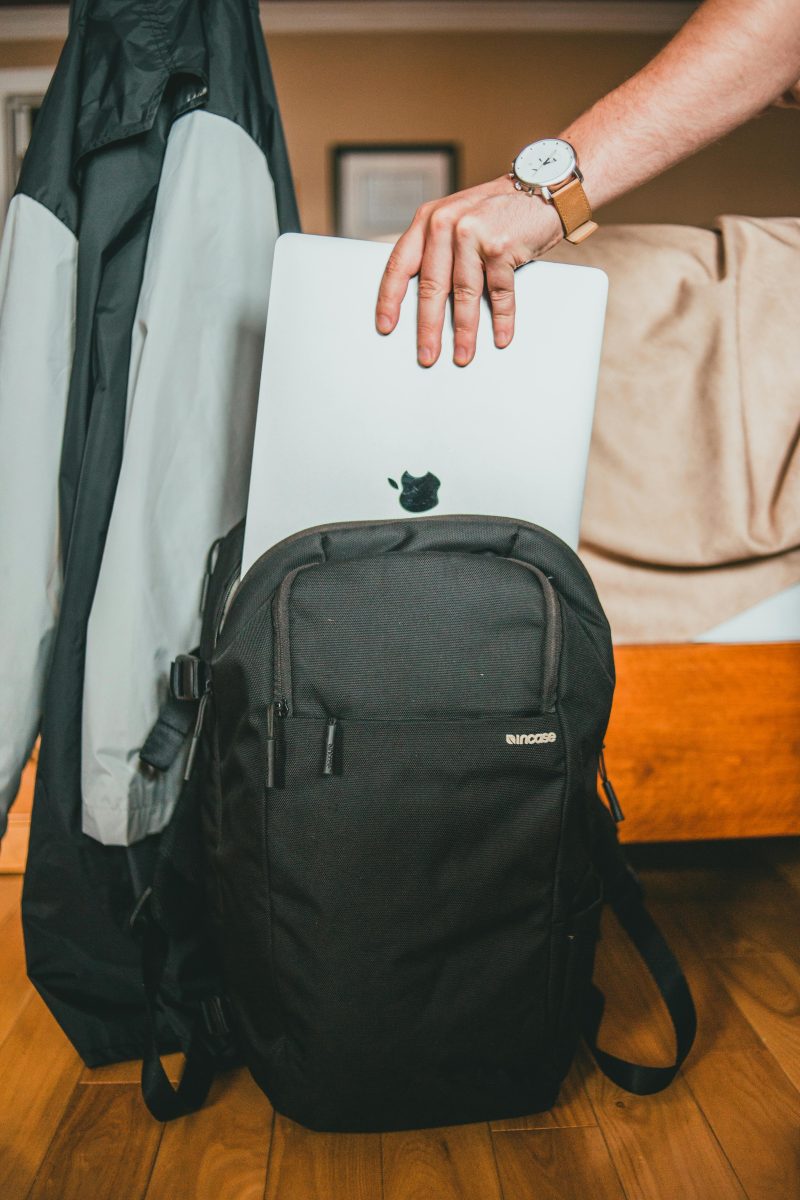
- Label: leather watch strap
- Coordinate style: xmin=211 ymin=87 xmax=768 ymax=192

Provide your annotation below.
xmin=550 ymin=177 xmax=597 ymax=244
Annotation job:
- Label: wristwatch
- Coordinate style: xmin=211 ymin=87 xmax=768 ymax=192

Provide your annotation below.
xmin=510 ymin=138 xmax=597 ymax=245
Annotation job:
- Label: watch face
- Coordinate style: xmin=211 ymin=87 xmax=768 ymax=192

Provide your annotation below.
xmin=514 ymin=138 xmax=576 ymax=188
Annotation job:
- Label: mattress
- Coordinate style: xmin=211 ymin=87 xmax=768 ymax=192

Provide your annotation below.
xmin=695 ymin=580 xmax=800 ymax=643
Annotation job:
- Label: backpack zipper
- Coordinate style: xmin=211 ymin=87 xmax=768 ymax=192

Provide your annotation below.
xmin=266 ymin=696 xmax=288 ymax=788
xmin=272 ymin=562 xmax=318 ymax=715
xmin=505 ymin=558 xmax=562 ymax=712
xmin=269 ymin=556 xmax=561 ymax=720
xmin=170 ymin=655 xmax=212 ymax=782
xmin=184 ymin=687 xmax=210 ymax=781
xmin=599 ymin=747 xmax=624 ymax=823
xmin=266 ymin=563 xmax=318 ymax=788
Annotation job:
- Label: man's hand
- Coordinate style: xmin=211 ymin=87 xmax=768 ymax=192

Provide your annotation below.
xmin=375 ymin=175 xmax=563 ymax=368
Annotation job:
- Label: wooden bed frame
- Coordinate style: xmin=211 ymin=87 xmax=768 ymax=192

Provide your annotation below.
xmin=607 ymin=642 xmax=800 ymax=842
xmin=1 ymin=642 xmax=798 ymax=873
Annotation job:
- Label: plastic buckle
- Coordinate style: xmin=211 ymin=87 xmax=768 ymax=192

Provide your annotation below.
xmin=170 ymin=655 xmax=210 ymax=702
xmin=200 ymin=995 xmax=231 ymax=1040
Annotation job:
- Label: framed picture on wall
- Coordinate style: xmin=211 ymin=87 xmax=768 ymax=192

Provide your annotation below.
xmin=333 ymin=143 xmax=458 ymax=241
xmin=0 ymin=68 xmax=53 ymax=226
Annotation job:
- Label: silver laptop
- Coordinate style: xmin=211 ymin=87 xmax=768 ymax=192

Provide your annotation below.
xmin=242 ymin=233 xmax=607 ymax=577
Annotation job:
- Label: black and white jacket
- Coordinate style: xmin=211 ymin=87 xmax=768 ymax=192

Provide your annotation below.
xmin=0 ymin=0 xmax=298 ymax=1064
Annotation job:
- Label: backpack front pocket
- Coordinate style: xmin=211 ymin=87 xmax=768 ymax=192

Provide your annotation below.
xmin=257 ymin=713 xmax=567 ymax=1130
xmin=268 ymin=551 xmax=562 ymax=720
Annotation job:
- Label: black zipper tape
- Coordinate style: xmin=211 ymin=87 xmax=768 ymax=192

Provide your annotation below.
xmin=505 ymin=558 xmax=562 ymax=712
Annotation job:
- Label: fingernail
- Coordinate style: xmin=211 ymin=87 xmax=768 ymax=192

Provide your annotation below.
xmin=419 ymin=347 xmax=434 ymax=366
xmin=454 ymin=346 xmax=470 ymax=366
xmin=376 ymin=314 xmax=392 ymax=333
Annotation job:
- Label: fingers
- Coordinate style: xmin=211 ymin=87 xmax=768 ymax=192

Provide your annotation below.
xmin=415 ymin=209 xmax=455 ymax=367
xmin=452 ymin=219 xmax=486 ymax=367
xmin=375 ymin=213 xmax=427 ymax=335
xmin=375 ymin=179 xmax=526 ymax=363
xmin=484 ymin=255 xmax=517 ymax=350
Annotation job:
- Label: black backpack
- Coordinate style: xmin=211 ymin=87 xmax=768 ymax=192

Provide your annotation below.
xmin=133 ymin=515 xmax=696 ymax=1131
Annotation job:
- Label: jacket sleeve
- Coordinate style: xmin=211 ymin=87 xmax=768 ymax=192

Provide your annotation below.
xmin=0 ymin=195 xmax=77 ymax=833
xmin=81 ymin=109 xmax=280 ymax=845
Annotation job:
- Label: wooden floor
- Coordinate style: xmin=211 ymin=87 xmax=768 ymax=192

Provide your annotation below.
xmin=1 ymin=838 xmax=799 ymax=1200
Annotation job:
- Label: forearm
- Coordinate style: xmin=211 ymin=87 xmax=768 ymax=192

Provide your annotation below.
xmin=560 ymin=0 xmax=800 ymax=211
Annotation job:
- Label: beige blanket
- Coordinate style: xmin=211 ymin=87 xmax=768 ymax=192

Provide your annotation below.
xmin=546 ymin=216 xmax=800 ymax=642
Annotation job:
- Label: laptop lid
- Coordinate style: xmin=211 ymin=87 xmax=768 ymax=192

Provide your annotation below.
xmin=242 ymin=233 xmax=607 ymax=577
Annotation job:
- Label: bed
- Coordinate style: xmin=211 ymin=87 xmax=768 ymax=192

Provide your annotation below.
xmin=2 ymin=639 xmax=797 ymax=874
xmin=609 ymin=641 xmax=800 ymax=843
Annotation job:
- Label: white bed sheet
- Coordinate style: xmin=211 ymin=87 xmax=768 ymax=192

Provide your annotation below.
xmin=695 ymin=581 xmax=800 ymax=643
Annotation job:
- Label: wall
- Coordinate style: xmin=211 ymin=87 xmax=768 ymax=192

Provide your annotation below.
xmin=1 ymin=30 xmax=798 ymax=234
xmin=269 ymin=32 xmax=800 ymax=234
xmin=0 ymin=39 xmax=62 ymax=68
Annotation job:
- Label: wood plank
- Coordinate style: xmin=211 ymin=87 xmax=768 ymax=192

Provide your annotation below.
xmin=0 ymin=992 xmax=83 ymax=1200
xmin=0 ymin=872 xmax=23 ymax=921
xmin=631 ymin=842 xmax=800 ymax=961
xmin=81 ymin=1052 xmax=183 ymax=1085
xmin=759 ymin=836 xmax=800 ymax=897
xmin=685 ymin=1049 xmax=800 ymax=1200
xmin=608 ymin=644 xmax=800 ymax=843
xmin=645 ymin=900 xmax=764 ymax=1057
xmin=584 ymin=1066 xmax=747 ymax=1200
xmin=489 ymin=1055 xmax=595 ymax=1131
xmin=579 ymin=897 xmax=752 ymax=1200
xmin=264 ymin=1113 xmax=382 ymax=1200
xmin=0 ymin=876 xmax=30 ymax=1049
xmin=28 ymin=1084 xmax=162 ymax=1200
xmin=145 ymin=1069 xmax=272 ymax=1200
xmin=630 ymin=839 xmax=794 ymax=905
xmin=675 ymin=891 xmax=800 ymax=962
xmin=491 ymin=1127 xmax=626 ymax=1200
xmin=0 ymin=813 xmax=30 ymax=874
xmin=592 ymin=907 xmax=677 ymax=1065
xmin=711 ymin=952 xmax=800 ymax=1092
xmin=383 ymin=1120 xmax=503 ymax=1200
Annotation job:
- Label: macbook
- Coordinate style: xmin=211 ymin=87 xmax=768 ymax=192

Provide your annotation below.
xmin=242 ymin=233 xmax=608 ymax=577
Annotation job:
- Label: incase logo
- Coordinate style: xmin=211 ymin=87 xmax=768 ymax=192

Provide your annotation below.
xmin=506 ymin=732 xmax=557 ymax=745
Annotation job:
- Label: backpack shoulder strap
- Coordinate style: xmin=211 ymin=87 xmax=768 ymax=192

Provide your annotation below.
xmin=586 ymin=801 xmax=697 ymax=1094
xmin=131 ymin=523 xmax=246 ymax=1121
xmin=130 ymin=750 xmax=235 ymax=1122
xmin=131 ymin=887 xmax=224 ymax=1121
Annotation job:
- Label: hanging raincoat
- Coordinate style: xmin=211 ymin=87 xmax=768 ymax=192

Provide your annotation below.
xmin=0 ymin=0 xmax=298 ymax=1064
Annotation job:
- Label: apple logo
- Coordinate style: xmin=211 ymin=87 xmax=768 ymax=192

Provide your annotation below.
xmin=388 ymin=470 xmax=441 ymax=513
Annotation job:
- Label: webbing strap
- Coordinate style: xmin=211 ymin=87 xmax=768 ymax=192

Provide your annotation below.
xmin=138 ymin=646 xmax=204 ymax=774
xmin=586 ymin=801 xmax=697 ymax=1093
xmin=135 ymin=893 xmax=219 ymax=1122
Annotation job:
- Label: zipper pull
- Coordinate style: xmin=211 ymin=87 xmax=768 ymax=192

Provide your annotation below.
xmin=170 ymin=654 xmax=212 ymax=782
xmin=184 ymin=688 xmax=210 ymax=781
xmin=322 ymin=717 xmax=338 ymax=776
xmin=599 ymin=747 xmax=624 ymax=823
xmin=266 ymin=699 xmax=287 ymax=789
